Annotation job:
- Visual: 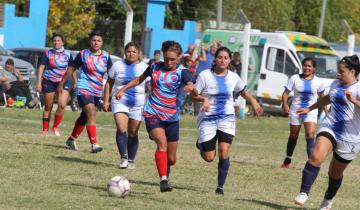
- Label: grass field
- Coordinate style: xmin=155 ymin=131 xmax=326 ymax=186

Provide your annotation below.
xmin=1 ymin=108 xmax=360 ymax=210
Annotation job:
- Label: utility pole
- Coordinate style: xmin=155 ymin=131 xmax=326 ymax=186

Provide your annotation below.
xmin=119 ymin=0 xmax=133 ymax=46
xmin=216 ymin=0 xmax=222 ymax=29
xmin=318 ymin=0 xmax=327 ymax=37
xmin=341 ymin=20 xmax=355 ymax=56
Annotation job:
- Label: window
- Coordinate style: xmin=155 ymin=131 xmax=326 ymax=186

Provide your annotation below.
xmin=266 ymin=47 xmax=285 ymax=73
xmin=6 ymin=0 xmax=29 ymax=17
xmin=284 ymin=55 xmax=298 ymax=76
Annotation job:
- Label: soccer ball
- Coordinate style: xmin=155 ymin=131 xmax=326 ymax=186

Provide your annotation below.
xmin=107 ymin=176 xmax=130 ymax=198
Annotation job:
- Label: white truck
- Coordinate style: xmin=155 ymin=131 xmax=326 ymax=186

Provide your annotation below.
xmin=201 ymin=29 xmax=338 ymax=111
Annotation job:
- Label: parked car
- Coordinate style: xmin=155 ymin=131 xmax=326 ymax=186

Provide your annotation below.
xmin=0 ymin=45 xmax=35 ymax=83
xmin=8 ymin=47 xmax=122 ymax=111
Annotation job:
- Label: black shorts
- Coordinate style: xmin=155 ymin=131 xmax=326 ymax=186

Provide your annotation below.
xmin=145 ymin=117 xmax=179 ymax=142
xmin=199 ymin=130 xmax=234 ymax=152
xmin=317 ymin=131 xmax=352 ymax=164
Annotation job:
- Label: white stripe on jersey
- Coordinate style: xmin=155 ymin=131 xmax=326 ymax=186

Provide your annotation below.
xmin=109 ymin=59 xmax=149 ymax=107
xmin=320 ymin=80 xmax=360 ymax=143
xmin=285 ymin=74 xmax=325 ymax=112
xmin=195 ymin=69 xmax=246 ymax=117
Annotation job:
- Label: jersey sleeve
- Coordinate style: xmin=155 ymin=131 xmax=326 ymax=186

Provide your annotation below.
xmin=284 ymin=75 xmax=295 ymax=92
xmin=142 ymin=65 xmax=152 ymax=78
xmin=317 ymin=79 xmax=325 ymax=93
xmin=108 ymin=61 xmax=117 ymax=80
xmin=39 ymin=53 xmax=48 ymax=66
xmin=195 ymin=72 xmax=205 ymax=93
xmin=181 ymin=69 xmax=192 ymax=85
xmin=234 ymin=75 xmax=247 ymax=93
xmin=107 ymin=56 xmax=113 ymax=69
xmin=69 ymin=53 xmax=83 ymax=69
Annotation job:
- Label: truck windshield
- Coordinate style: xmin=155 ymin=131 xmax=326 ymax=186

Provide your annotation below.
xmin=297 ymin=52 xmax=338 ymax=79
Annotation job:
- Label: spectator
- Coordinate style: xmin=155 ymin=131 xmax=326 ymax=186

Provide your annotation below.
xmin=148 ymin=50 xmax=161 ymax=66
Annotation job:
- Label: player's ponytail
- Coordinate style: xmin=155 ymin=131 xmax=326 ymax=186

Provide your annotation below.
xmin=339 ymin=55 xmax=360 ymax=77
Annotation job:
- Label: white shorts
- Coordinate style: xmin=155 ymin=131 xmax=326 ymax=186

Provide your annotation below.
xmin=197 ymin=115 xmax=236 ymax=143
xmin=318 ymin=127 xmax=360 ymax=161
xmin=289 ymin=109 xmax=318 ymax=125
xmin=111 ymin=103 xmax=144 ymax=121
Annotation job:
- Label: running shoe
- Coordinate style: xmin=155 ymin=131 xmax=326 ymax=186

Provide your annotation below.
xmin=294 ymin=192 xmax=309 ymax=206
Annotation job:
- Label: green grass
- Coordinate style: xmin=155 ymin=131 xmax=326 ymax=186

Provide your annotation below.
xmin=0 ymin=109 xmax=360 ymax=209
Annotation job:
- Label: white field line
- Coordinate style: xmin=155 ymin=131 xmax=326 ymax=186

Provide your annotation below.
xmin=0 ymin=116 xmax=265 ymax=148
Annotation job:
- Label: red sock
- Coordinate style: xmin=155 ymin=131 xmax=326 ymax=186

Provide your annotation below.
xmin=155 ymin=150 xmax=168 ymax=178
xmin=70 ymin=121 xmax=85 ymax=139
xmin=42 ymin=118 xmax=50 ymax=131
xmin=86 ymin=125 xmax=97 ymax=144
xmin=53 ymin=114 xmax=63 ymax=129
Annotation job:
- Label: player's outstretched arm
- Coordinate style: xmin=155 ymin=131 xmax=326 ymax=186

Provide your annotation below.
xmin=240 ymin=90 xmax=263 ymax=117
xmin=345 ymin=90 xmax=360 ymax=108
xmin=57 ymin=66 xmax=75 ymax=95
xmin=114 ymin=74 xmax=147 ymax=100
xmin=297 ymin=94 xmax=330 ymax=115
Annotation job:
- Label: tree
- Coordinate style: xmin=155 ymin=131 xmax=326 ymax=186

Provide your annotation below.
xmin=47 ymin=0 xmax=96 ymax=48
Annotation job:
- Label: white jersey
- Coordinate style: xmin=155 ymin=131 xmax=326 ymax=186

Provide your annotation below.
xmin=108 ymin=59 xmax=149 ymax=107
xmin=319 ymin=80 xmax=360 ymax=143
xmin=195 ymin=69 xmax=246 ymax=117
xmin=285 ymin=74 xmax=325 ymax=113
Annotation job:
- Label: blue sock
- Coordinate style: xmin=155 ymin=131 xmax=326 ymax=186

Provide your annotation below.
xmin=286 ymin=136 xmax=297 ymax=157
xmin=217 ymin=158 xmax=230 ymax=188
xmin=324 ymin=176 xmax=343 ymax=200
xmin=300 ymin=161 xmax=320 ymax=194
xmin=306 ymin=138 xmax=315 ymax=158
xmin=116 ymin=131 xmax=128 ymax=159
xmin=127 ymin=136 xmax=139 ymax=161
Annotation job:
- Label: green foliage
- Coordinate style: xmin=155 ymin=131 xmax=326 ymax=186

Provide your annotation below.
xmin=47 ymin=0 xmax=96 ymax=48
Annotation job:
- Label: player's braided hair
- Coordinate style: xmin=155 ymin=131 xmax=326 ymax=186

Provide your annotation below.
xmin=161 ymin=40 xmax=182 ymax=55
xmin=339 ymin=55 xmax=360 ymax=77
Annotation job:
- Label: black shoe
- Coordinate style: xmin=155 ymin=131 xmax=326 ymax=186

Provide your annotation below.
xmin=215 ymin=187 xmax=224 ymax=195
xmin=160 ymin=180 xmax=173 ymax=192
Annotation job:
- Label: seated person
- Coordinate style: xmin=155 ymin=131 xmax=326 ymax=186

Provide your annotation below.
xmin=0 ymin=59 xmax=31 ymax=105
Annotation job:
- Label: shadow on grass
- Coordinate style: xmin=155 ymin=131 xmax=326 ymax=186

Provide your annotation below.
xmin=20 ymin=141 xmax=67 ymax=149
xmin=232 ymin=160 xmax=303 ymax=170
xmin=57 ymin=183 xmax=107 ymax=192
xmin=128 ymin=179 xmax=204 ymax=192
xmin=236 ymin=198 xmax=316 ymax=210
xmin=56 ymin=156 xmax=114 ymax=167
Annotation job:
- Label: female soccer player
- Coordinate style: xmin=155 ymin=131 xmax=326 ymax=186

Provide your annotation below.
xmin=281 ymin=58 xmax=327 ymax=168
xmin=191 ymin=47 xmax=263 ymax=195
xmin=114 ymin=40 xmax=195 ymax=192
xmin=58 ymin=30 xmax=112 ymax=153
xmin=35 ymin=33 xmax=75 ymax=136
xmin=294 ymin=55 xmax=360 ymax=209
xmin=103 ymin=41 xmax=148 ymax=169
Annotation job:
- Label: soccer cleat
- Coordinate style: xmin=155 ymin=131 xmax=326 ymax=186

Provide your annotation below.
xmin=215 ymin=187 xmax=224 ymax=195
xmin=319 ymin=198 xmax=334 ymax=210
xmin=127 ymin=161 xmax=135 ymax=169
xmin=91 ymin=144 xmax=103 ymax=153
xmin=66 ymin=139 xmax=78 ymax=151
xmin=160 ymin=179 xmax=173 ymax=192
xmin=43 ymin=130 xmax=49 ymax=136
xmin=119 ymin=158 xmax=128 ymax=169
xmin=53 ymin=127 xmax=60 ymax=136
xmin=294 ymin=192 xmax=309 ymax=206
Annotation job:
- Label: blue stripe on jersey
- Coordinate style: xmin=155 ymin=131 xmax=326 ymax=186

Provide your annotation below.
xmin=331 ymin=86 xmax=347 ymax=139
xmin=300 ymin=79 xmax=312 ymax=108
xmin=124 ymin=62 xmax=136 ymax=106
xmin=214 ymin=74 xmax=229 ymax=114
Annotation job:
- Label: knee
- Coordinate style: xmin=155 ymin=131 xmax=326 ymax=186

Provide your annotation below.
xmin=309 ymin=152 xmax=323 ymax=166
xmin=157 ymin=141 xmax=167 ymax=151
xmin=305 ymin=133 xmax=315 ymax=140
xmin=44 ymin=104 xmax=52 ymax=111
xmin=289 ymin=134 xmax=299 ymax=140
xmin=57 ymin=103 xmax=66 ymax=111
xmin=202 ymin=154 xmax=215 ymax=162
xmin=328 ymin=171 xmax=343 ymax=180
xmin=168 ymin=156 xmax=176 ymax=166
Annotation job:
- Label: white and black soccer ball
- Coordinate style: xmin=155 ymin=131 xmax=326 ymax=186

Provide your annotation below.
xmin=107 ymin=176 xmax=130 ymax=198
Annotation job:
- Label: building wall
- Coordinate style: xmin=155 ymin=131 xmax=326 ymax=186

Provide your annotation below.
xmin=145 ymin=0 xmax=196 ymax=58
xmin=0 ymin=0 xmax=49 ymax=49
